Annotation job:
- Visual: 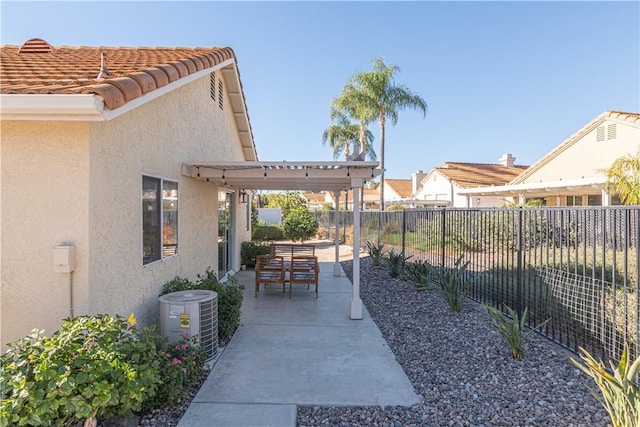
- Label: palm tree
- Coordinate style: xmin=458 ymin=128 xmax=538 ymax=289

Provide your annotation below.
xmin=605 ymin=148 xmax=640 ymax=205
xmin=330 ymin=91 xmax=376 ymax=160
xmin=335 ymin=57 xmax=427 ymax=210
xmin=322 ymin=110 xmax=375 ymax=161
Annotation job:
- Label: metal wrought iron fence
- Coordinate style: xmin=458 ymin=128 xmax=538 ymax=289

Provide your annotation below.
xmin=315 ymin=207 xmax=639 ymax=366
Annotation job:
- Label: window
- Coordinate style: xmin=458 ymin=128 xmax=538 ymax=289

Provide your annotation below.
xmin=566 ymin=195 xmax=582 ymax=206
xmin=587 ymin=194 xmax=602 ymax=206
xmin=142 ymin=176 xmax=178 ymax=265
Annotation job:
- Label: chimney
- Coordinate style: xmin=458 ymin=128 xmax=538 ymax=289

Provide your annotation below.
xmin=498 ymin=153 xmax=516 ymax=167
xmin=411 ymin=170 xmax=427 ymax=194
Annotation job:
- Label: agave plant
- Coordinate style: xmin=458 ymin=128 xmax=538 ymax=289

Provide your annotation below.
xmin=484 ymin=304 xmax=550 ymax=361
xmin=365 ymin=241 xmax=386 ymax=268
xmin=402 ymin=260 xmax=432 ymax=291
xmin=572 ymin=345 xmax=640 ymax=427
xmin=426 ymin=255 xmax=473 ymax=312
xmin=382 ymin=249 xmax=412 ymax=278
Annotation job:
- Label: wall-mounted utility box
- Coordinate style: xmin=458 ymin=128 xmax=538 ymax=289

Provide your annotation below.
xmin=53 ymin=245 xmax=75 ymax=273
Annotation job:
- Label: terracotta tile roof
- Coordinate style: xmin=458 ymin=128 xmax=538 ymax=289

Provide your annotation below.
xmin=303 ymin=193 xmax=326 ymax=203
xmin=1 ymin=38 xmax=236 ymax=110
xmin=385 ymin=179 xmax=413 ymax=198
xmin=511 ymin=110 xmax=640 ymax=184
xmin=435 ymin=162 xmax=528 ymax=188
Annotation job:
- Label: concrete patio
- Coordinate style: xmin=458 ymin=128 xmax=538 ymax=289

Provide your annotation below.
xmin=178 ymin=260 xmax=420 ymax=427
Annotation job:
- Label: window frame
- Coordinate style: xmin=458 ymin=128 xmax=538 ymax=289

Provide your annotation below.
xmin=142 ymin=174 xmax=179 ymax=266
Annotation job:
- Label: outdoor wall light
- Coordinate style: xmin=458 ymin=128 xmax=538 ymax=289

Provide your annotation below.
xmin=239 ymin=190 xmax=249 ymax=204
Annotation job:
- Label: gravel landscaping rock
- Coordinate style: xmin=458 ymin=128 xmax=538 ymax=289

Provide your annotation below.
xmin=297 ymin=258 xmax=609 ymax=427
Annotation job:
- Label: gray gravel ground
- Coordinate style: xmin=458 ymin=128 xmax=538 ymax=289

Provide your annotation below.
xmin=296 ymin=258 xmax=609 ymax=427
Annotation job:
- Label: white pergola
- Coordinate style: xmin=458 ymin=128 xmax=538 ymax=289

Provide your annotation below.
xmin=182 ymin=160 xmax=382 ymax=319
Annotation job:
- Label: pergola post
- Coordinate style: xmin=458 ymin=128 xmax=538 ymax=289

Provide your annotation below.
xmin=350 ymin=179 xmax=363 ymax=319
xmin=333 ymin=190 xmax=341 ymax=276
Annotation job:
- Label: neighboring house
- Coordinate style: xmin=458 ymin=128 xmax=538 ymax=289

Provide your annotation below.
xmin=1 ymin=39 xmax=255 ymax=350
xmin=383 ymin=179 xmax=413 ymax=208
xmin=325 ymin=188 xmax=379 ymax=210
xmin=413 ymin=154 xmax=528 ymax=208
xmin=302 ymin=192 xmax=330 ymax=211
xmin=461 ymin=111 xmax=640 ymax=206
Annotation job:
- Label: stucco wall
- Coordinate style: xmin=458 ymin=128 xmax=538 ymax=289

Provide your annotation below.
xmin=415 ymin=173 xmax=453 ymax=205
xmin=1 ymin=71 xmax=251 ymax=349
xmin=1 ymin=121 xmax=90 ymax=348
xmin=87 ymin=72 xmax=247 ymax=330
xmin=519 ymin=120 xmax=640 ymax=184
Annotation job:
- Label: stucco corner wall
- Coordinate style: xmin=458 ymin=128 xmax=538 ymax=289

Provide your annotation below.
xmin=1 ymin=121 xmax=90 ymax=350
xmin=86 ymin=73 xmax=248 ymax=331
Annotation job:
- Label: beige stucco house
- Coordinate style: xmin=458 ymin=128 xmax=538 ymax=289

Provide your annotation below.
xmin=0 ymin=39 xmax=255 ymax=350
xmin=461 ymin=111 xmax=640 ymax=205
xmin=383 ymin=179 xmax=413 ymax=208
xmin=412 ymin=154 xmax=528 ymax=208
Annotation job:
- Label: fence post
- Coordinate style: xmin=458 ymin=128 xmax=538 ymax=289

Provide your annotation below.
xmin=516 ymin=207 xmax=524 ymax=316
xmin=441 ymin=208 xmax=446 ymax=268
xmin=402 ymin=209 xmax=407 ymax=256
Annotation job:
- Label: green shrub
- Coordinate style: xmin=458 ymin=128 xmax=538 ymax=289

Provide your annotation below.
xmin=241 ymin=241 xmax=271 ymax=268
xmin=366 ymin=241 xmax=386 ymax=268
xmin=252 ymin=224 xmax=285 ymax=241
xmin=161 ymin=275 xmax=196 ymax=295
xmin=144 ymin=332 xmax=207 ymax=409
xmin=195 ymin=269 xmax=244 ymax=342
xmin=282 ymin=207 xmax=318 ymax=243
xmin=0 ymin=314 xmax=162 ymax=427
xmin=427 ymin=255 xmax=473 ymax=312
xmin=572 ymin=345 xmax=640 ymax=427
xmin=383 ymin=249 xmax=412 ymax=278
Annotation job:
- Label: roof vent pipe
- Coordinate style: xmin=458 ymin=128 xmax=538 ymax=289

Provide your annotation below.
xmin=96 ymin=52 xmax=110 ymax=80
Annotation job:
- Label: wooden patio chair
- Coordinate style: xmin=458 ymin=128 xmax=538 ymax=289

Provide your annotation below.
xmin=288 ymin=255 xmax=319 ymax=298
xmin=255 ymin=255 xmax=285 ymax=297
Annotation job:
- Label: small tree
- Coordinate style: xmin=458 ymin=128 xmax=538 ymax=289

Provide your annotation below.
xmin=282 ymin=207 xmax=318 ymax=243
xmin=266 ymin=191 xmax=307 ymax=219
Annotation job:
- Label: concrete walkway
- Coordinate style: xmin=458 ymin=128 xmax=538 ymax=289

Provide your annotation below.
xmin=178 ymin=261 xmax=420 ymax=427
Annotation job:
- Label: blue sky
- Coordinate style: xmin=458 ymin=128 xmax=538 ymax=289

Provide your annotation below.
xmin=2 ymin=1 xmax=639 ymax=180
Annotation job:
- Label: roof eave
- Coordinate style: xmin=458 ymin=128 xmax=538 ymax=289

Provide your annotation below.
xmin=459 ymin=176 xmax=607 ymax=196
xmin=0 ymin=94 xmax=107 ymax=121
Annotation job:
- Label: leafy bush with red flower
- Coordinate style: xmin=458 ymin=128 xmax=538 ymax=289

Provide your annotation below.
xmin=146 ymin=333 xmax=207 ymax=408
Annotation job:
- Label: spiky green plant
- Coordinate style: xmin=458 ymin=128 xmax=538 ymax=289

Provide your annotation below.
xmin=366 ymin=241 xmax=386 ymax=268
xmin=571 ymin=345 xmax=640 ymax=427
xmin=402 ymin=259 xmax=432 ymax=291
xmin=427 ymin=255 xmax=473 ymax=312
xmin=486 ymin=305 xmax=526 ymax=360
xmin=383 ymin=249 xmax=412 ymax=278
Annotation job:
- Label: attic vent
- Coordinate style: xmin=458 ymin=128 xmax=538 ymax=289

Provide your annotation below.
xmin=18 ymin=38 xmax=55 ymax=54
xmin=218 ymin=80 xmax=223 ymax=110
xmin=596 ymin=125 xmax=605 ymax=142
xmin=607 ymin=124 xmax=617 ymax=140
xmin=210 ymin=73 xmax=216 ymax=101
